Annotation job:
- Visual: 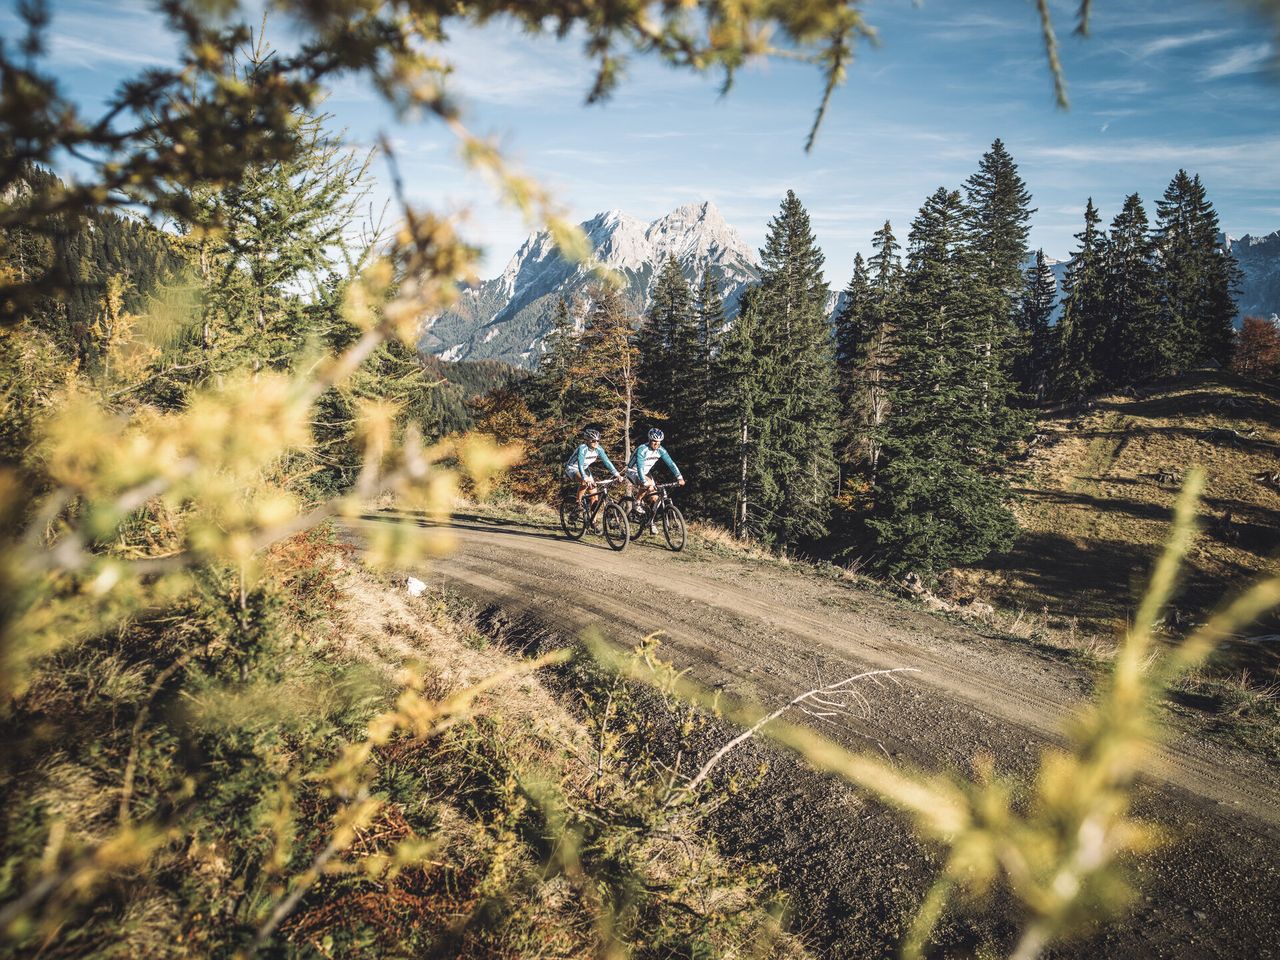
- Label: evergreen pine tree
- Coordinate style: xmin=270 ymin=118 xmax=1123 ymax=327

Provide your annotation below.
xmin=1188 ymin=175 xmax=1240 ymax=366
xmin=637 ymin=254 xmax=695 ymax=432
xmin=1155 ymin=171 xmax=1239 ymax=370
xmin=870 ymin=187 xmax=1019 ymax=575
xmin=964 ymin=139 xmax=1036 ymax=304
xmin=1101 ymin=193 xmax=1162 ymax=383
xmin=528 ymin=295 xmax=580 ymax=425
xmin=751 ymin=190 xmax=840 ymax=546
xmin=963 ymin=139 xmax=1036 ymax=407
xmin=863 ymin=220 xmax=901 ymax=482
xmin=1153 ymin=170 xmax=1202 ymax=372
xmin=684 ymin=268 xmax=725 ymax=516
xmin=1019 ymin=249 xmax=1058 ymax=402
xmin=833 ymin=254 xmax=872 ymax=471
xmin=176 ymin=107 xmax=370 ymax=377
xmin=706 ymin=287 xmax=763 ymax=535
xmin=1057 ymin=199 xmax=1108 ymax=397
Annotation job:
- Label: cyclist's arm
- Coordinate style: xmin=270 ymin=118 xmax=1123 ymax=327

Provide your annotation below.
xmin=576 ymin=444 xmax=588 ymax=474
xmin=659 ymin=448 xmax=682 ymax=480
xmin=597 ymin=448 xmax=620 ymax=477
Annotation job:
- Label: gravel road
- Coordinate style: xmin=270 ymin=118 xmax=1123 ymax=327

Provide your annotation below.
xmin=349 ymin=510 xmax=1280 ymax=959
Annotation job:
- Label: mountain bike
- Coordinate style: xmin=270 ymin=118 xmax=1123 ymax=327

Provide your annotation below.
xmin=559 ymin=477 xmax=630 ymax=551
xmin=621 ymin=481 xmax=686 ymax=551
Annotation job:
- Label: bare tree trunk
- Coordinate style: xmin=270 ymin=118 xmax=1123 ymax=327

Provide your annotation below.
xmin=200 ymin=245 xmax=213 ymax=351
xmin=624 ymin=382 xmax=633 ymax=465
xmin=867 ymin=322 xmax=890 ymax=485
xmin=736 ymin=417 xmax=749 ymax=537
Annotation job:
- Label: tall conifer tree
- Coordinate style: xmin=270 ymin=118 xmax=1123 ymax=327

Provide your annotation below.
xmin=1019 ymin=249 xmax=1058 ymax=402
xmin=751 ymin=190 xmax=840 ymax=546
xmin=862 ymin=220 xmax=901 ymax=481
xmin=833 ymin=254 xmax=872 ymax=471
xmin=964 ymin=139 xmax=1036 ymax=303
xmin=684 ymin=269 xmax=725 ymax=515
xmin=1154 ymin=171 xmax=1239 ymax=370
xmin=529 ymin=295 xmax=579 ymax=425
xmin=1102 ymin=193 xmax=1162 ymax=383
xmin=1057 ymin=199 xmax=1108 ymax=397
xmin=870 ymin=188 xmax=1019 ymax=575
xmin=706 ymin=288 xmax=772 ymax=536
xmin=637 ymin=255 xmax=695 ymax=433
xmin=964 ymin=139 xmax=1035 ymax=407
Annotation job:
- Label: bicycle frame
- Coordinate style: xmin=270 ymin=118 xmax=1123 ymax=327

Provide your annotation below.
xmin=622 ymin=480 xmax=678 ymax=514
xmin=577 ymin=476 xmax=622 ymax=523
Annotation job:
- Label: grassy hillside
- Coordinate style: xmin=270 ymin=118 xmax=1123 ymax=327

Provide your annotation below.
xmin=0 ymin=527 xmax=803 ymax=957
xmin=961 ymin=369 xmax=1279 ymax=671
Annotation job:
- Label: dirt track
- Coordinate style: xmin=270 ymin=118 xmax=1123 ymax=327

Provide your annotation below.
xmin=349 ymin=510 xmax=1280 ymax=958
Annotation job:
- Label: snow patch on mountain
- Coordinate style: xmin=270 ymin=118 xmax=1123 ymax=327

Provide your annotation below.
xmin=421 ymin=201 xmax=759 ymax=368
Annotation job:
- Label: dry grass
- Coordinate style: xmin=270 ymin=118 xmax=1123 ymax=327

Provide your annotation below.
xmin=957 ymin=369 xmax=1280 ymax=672
xmin=288 ymin=552 xmax=810 ymax=959
xmin=686 ymin=521 xmax=793 ymax=565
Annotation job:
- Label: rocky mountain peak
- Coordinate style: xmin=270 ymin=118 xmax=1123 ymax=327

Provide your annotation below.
xmin=422 ymin=201 xmax=760 ymax=366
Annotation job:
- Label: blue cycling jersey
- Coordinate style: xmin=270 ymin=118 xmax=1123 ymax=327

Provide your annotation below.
xmin=627 ymin=443 xmax=682 ymax=482
xmin=565 ymin=443 xmax=619 ymax=476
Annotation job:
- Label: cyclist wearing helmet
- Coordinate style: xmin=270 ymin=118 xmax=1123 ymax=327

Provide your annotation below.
xmin=564 ymin=427 xmax=621 ymax=506
xmin=626 ymin=427 xmax=684 ymax=523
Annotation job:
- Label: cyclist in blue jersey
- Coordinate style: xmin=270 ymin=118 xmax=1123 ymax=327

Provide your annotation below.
xmin=626 ymin=427 xmax=684 ymax=529
xmin=564 ymin=427 xmax=621 ymax=509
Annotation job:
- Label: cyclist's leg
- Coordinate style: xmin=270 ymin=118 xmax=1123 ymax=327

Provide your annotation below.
xmin=571 ymin=468 xmax=595 ymax=507
xmin=641 ymin=479 xmax=660 ymax=530
xmin=624 ymin=468 xmax=642 ymax=509
xmin=566 ymin=465 xmax=585 ymax=505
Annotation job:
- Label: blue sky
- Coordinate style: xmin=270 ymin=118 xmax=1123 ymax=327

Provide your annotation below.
xmin=10 ymin=0 xmax=1280 ymax=283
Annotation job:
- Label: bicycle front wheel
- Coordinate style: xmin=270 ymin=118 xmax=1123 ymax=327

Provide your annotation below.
xmin=603 ymin=503 xmax=630 ymax=551
xmin=661 ymin=504 xmax=686 ymax=552
xmin=559 ymin=498 xmax=587 ymax=540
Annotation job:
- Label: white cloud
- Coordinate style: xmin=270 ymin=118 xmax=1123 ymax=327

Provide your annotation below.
xmin=434 ymin=25 xmax=590 ymax=107
xmin=1077 ymin=78 xmax=1152 ymax=96
xmin=1134 ymin=29 xmax=1234 ymax=59
xmin=47 ymin=33 xmax=171 ymax=68
xmin=925 ymin=11 xmax=1027 ymax=37
xmin=1020 ymin=135 xmax=1280 ymax=192
xmin=1024 ymin=135 xmax=1280 ymax=165
xmin=14 ymin=0 xmax=177 ymax=71
xmin=538 ymin=147 xmax=611 ymax=165
xmin=1201 ymin=42 xmax=1273 ymax=80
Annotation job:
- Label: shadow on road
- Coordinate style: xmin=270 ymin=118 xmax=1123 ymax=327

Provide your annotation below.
xmin=353 ymin=510 xmax=626 ymax=552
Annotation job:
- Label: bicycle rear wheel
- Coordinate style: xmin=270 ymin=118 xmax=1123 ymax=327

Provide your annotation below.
xmin=661 ymin=504 xmax=686 ymax=551
xmin=559 ymin=497 xmax=587 ymax=540
xmin=603 ymin=503 xmax=630 ymax=551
